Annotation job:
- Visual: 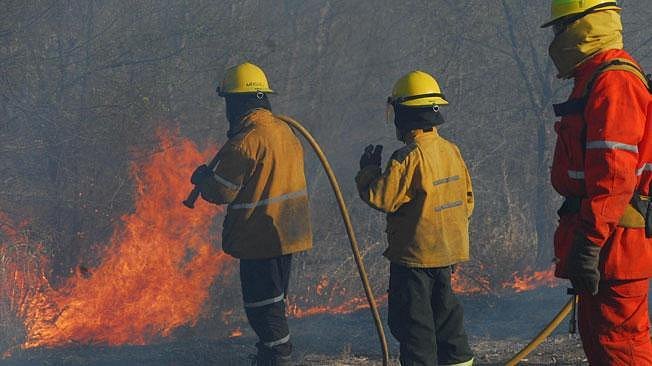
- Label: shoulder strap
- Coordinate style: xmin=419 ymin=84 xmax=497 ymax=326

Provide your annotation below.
xmin=553 ymin=58 xmax=651 ymax=117
xmin=581 ymin=58 xmax=650 ymax=98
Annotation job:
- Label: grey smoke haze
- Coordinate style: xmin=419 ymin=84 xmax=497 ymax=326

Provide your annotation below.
xmin=1 ymin=0 xmax=651 ymax=344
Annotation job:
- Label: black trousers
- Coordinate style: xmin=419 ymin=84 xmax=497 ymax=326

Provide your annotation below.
xmin=388 ymin=263 xmax=473 ymax=366
xmin=240 ymin=255 xmax=293 ymax=358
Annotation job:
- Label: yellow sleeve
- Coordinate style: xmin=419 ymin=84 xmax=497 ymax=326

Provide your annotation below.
xmin=200 ymin=141 xmax=255 ymax=204
xmin=355 ymin=151 xmax=415 ymax=213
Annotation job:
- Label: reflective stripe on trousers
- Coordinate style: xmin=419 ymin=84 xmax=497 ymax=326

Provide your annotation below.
xmin=244 ymin=293 xmax=285 ymax=308
xmin=263 ymin=334 xmax=291 ymax=348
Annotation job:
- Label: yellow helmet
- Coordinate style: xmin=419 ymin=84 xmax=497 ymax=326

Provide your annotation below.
xmin=541 ymin=0 xmax=621 ymax=28
xmin=388 ymin=70 xmax=448 ymax=107
xmin=217 ymin=62 xmax=274 ymax=97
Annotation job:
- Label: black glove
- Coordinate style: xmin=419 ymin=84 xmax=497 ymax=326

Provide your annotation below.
xmin=567 ymin=235 xmax=602 ymax=296
xmin=359 ymin=144 xmax=383 ymax=170
xmin=190 ymin=164 xmax=213 ymax=185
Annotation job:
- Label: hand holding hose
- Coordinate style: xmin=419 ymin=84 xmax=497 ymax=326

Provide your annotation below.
xmin=183 ymin=153 xmax=221 ymax=209
xmin=567 ymin=235 xmax=601 ymax=296
xmin=190 ymin=165 xmax=212 ymax=185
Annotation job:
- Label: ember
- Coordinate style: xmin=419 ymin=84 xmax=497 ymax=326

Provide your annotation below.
xmin=228 ymin=327 xmax=243 ymax=338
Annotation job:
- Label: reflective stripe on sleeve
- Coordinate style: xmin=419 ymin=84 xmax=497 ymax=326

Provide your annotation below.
xmin=231 ymin=189 xmax=307 ymax=210
xmin=243 ymin=293 xmax=285 ymax=308
xmin=435 ymin=200 xmax=463 ymax=212
xmin=433 ymin=175 xmax=460 ymax=186
xmin=263 ymin=334 xmax=290 ymax=348
xmin=637 ymin=164 xmax=652 ymax=176
xmin=586 ymin=140 xmax=639 ymax=153
xmin=213 ymin=173 xmax=240 ymax=191
xmin=568 ymin=170 xmax=585 ymax=180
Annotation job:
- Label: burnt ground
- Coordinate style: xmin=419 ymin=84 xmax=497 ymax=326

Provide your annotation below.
xmin=6 ymin=286 xmax=649 ymax=366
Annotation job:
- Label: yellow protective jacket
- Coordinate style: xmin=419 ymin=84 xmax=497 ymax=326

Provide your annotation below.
xmin=356 ymin=129 xmax=473 ymax=268
xmin=200 ymin=109 xmax=313 ymax=259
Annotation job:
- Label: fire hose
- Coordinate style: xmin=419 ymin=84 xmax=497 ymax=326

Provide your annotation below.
xmin=504 ymin=296 xmax=576 ymax=366
xmin=184 ymin=115 xmax=390 ymax=366
xmin=183 ymin=114 xmax=588 ymax=366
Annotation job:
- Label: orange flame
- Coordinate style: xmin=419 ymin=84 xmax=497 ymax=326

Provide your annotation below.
xmin=9 ymin=129 xmax=234 ymax=349
xmin=285 ymin=265 xmax=560 ymax=320
xmin=503 ymin=266 xmax=558 ymax=293
xmin=452 ymin=269 xmax=492 ymax=295
xmin=228 ymin=327 xmax=243 ymax=338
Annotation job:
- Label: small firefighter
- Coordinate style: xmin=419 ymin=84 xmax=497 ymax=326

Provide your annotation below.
xmin=542 ymin=0 xmax=652 ymax=363
xmin=356 ymin=70 xmax=475 ymax=366
xmin=190 ymin=62 xmax=312 ymax=366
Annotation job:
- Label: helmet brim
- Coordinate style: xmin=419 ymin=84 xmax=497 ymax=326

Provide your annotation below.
xmin=541 ymin=5 xmax=621 ymax=28
xmin=401 ymin=97 xmax=449 ymax=107
xmin=217 ymin=88 xmax=275 ymax=97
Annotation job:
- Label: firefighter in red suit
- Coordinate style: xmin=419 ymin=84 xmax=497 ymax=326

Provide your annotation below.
xmin=542 ymin=1 xmax=652 ymax=364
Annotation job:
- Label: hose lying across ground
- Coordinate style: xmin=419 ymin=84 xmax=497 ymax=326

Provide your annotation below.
xmin=278 ymin=115 xmax=391 ymax=366
xmin=505 ymin=297 xmax=576 ymax=366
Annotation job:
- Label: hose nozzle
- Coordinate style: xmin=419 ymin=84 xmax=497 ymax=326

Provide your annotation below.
xmin=567 ymin=288 xmax=578 ymax=334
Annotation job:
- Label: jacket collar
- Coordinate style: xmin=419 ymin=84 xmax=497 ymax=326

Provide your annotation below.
xmin=569 ymin=49 xmax=636 ymax=97
xmin=575 ymin=49 xmax=636 ymax=76
xmin=228 ymin=108 xmax=272 ymax=138
xmin=403 ymin=128 xmax=439 ymax=144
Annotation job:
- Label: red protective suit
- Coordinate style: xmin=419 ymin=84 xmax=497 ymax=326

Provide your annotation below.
xmin=551 ymin=49 xmax=652 ymax=364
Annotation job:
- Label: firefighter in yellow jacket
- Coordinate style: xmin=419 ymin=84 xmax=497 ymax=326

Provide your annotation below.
xmin=356 ymin=71 xmax=474 ymax=366
xmin=191 ymin=62 xmax=312 ymax=366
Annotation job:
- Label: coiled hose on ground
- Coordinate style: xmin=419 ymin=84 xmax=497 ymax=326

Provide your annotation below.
xmin=277 ymin=115 xmax=390 ymax=366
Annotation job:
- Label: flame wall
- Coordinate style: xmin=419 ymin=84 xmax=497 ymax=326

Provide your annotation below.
xmin=2 ymin=130 xmax=232 ymax=350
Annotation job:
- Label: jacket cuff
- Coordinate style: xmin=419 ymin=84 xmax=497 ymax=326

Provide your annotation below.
xmin=355 ymin=166 xmax=381 ymax=189
xmin=574 ymin=231 xmax=604 ymax=249
xmin=197 ymin=177 xmax=226 ymax=204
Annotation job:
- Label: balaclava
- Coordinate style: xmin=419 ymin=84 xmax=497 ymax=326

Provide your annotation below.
xmin=394 ymin=104 xmax=445 ymax=142
xmin=548 ymin=10 xmax=623 ymax=79
xmin=225 ymin=93 xmax=272 ymax=138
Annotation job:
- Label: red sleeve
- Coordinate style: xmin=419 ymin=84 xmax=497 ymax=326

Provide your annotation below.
xmin=580 ymin=70 xmax=648 ymax=246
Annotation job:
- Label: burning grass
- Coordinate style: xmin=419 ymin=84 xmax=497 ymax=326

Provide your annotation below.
xmin=1 ymin=129 xmax=562 ymax=357
xmin=2 ymin=130 xmax=229 ymax=350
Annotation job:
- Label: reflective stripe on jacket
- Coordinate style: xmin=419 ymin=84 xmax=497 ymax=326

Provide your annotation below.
xmin=201 ymin=109 xmax=312 ymax=259
xmin=356 ymin=129 xmax=474 ymax=268
xmin=551 ymin=49 xmax=652 ymax=280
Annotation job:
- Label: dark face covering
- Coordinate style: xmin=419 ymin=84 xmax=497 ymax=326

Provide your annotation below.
xmin=225 ymin=93 xmax=272 ymax=137
xmin=394 ymin=104 xmax=445 ymax=141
